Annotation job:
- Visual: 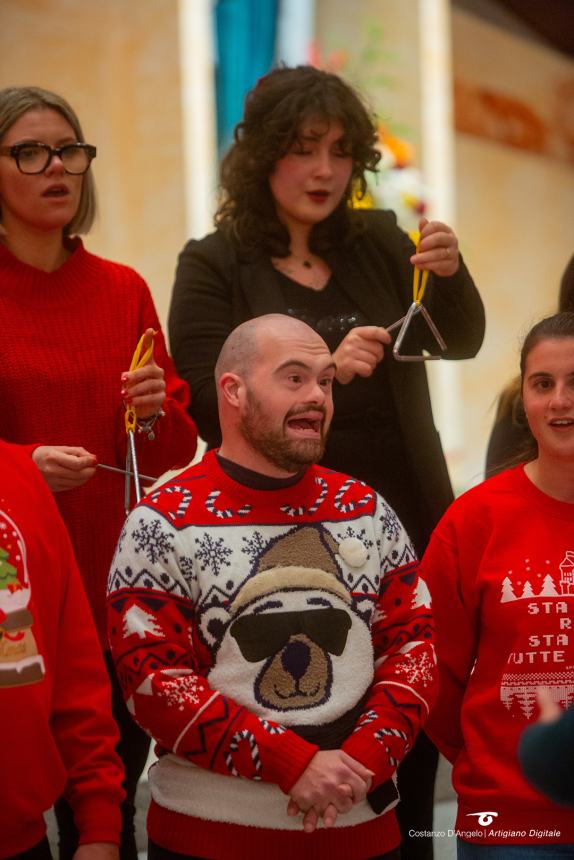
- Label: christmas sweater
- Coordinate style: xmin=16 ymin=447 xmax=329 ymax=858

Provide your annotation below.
xmin=107 ymin=450 xmax=437 ymax=860
xmin=0 ymin=441 xmax=124 ymax=857
xmin=422 ymin=465 xmax=574 ymax=845
xmin=0 ymin=239 xmax=197 ymax=644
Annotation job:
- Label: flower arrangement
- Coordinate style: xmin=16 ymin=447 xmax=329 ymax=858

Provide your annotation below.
xmin=368 ymin=125 xmax=428 ymax=233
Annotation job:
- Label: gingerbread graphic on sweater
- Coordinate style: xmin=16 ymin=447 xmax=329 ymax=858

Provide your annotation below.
xmin=0 ymin=509 xmax=44 ymax=687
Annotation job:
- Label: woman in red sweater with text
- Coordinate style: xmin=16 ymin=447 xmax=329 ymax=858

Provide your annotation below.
xmin=422 ymin=312 xmax=574 ymax=859
xmin=0 ymin=86 xmax=197 ymax=859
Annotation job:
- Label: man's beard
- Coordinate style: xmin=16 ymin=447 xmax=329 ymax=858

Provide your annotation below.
xmin=239 ymin=394 xmax=328 ymax=473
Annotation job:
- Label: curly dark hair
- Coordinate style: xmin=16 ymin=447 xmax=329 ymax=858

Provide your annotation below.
xmin=215 ymin=65 xmax=381 ymax=255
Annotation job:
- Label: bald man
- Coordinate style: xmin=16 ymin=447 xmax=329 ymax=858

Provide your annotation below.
xmin=107 ymin=314 xmax=437 ymax=860
xmin=214 ymin=314 xmax=335 ymax=476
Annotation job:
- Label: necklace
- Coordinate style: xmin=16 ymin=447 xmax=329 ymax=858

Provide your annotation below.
xmin=276 ymin=253 xmax=313 ymax=268
xmin=271 ymin=254 xmax=327 ymax=291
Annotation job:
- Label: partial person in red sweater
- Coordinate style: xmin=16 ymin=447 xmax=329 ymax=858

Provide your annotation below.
xmin=421 ymin=312 xmax=574 ymax=859
xmin=485 ymin=252 xmax=574 ymax=477
xmin=0 ymin=439 xmax=124 ymax=860
xmin=0 ymin=87 xmax=198 ymax=859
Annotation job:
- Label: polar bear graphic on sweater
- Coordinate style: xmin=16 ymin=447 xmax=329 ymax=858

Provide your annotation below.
xmin=205 ymin=525 xmax=374 ymax=737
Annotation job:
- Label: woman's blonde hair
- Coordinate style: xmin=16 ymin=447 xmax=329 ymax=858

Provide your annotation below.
xmin=0 ymin=86 xmax=96 ymax=234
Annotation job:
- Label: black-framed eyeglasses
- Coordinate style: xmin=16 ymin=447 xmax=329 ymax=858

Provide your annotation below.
xmin=0 ymin=142 xmax=97 ymax=175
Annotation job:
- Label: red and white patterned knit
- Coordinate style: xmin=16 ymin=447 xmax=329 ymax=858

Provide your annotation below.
xmin=422 ymin=465 xmax=574 ymax=846
xmin=107 ymin=450 xmax=437 ymax=860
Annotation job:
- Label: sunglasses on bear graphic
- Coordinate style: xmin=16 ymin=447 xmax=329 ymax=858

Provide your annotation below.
xmin=231 ymin=607 xmax=351 ymax=662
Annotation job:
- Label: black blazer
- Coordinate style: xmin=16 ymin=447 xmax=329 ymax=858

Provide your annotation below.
xmin=169 ymin=209 xmax=485 ymax=549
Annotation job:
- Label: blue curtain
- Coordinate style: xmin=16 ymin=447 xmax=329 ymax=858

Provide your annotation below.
xmin=214 ymin=0 xmax=279 ymax=154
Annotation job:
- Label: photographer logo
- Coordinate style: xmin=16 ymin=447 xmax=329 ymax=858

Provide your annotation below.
xmin=467 ymin=812 xmax=499 ymax=827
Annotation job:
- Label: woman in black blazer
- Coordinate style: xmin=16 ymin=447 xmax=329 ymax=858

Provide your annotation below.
xmin=169 ymin=65 xmax=485 ymax=860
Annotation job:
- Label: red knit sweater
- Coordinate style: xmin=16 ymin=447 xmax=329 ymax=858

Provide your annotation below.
xmin=422 ymin=466 xmax=574 ymax=845
xmin=0 ymin=440 xmax=124 ymax=857
xmin=0 ymin=240 xmax=197 ymax=644
xmin=108 ymin=451 xmax=438 ymax=859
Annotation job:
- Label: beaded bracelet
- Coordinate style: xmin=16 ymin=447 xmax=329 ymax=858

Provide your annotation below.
xmin=136 ymin=409 xmax=165 ymax=440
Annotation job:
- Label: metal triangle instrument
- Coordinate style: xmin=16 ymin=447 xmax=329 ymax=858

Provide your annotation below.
xmin=386 ymin=302 xmax=447 ymax=362
xmin=385 ymin=229 xmax=447 ymax=361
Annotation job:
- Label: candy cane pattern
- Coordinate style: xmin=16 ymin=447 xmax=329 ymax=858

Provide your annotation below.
xmin=224 ymin=730 xmax=262 ymax=779
xmin=334 ymin=479 xmax=373 ymax=514
xmin=374 ymin=727 xmax=410 ymax=768
xmin=280 ymin=477 xmax=328 ymax=518
xmin=353 ymin=710 xmax=378 ymax=732
xmin=259 ymin=719 xmax=287 ymax=735
xmin=150 ymin=486 xmax=192 ymax=521
xmin=205 ymin=490 xmax=252 ymax=519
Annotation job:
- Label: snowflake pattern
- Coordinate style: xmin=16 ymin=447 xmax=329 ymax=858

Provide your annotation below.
xmin=377 ymin=503 xmax=402 ymax=544
xmin=116 ymin=523 xmax=128 ymax=556
xmin=194 ymin=533 xmax=233 ymax=575
xmin=157 ymin=672 xmax=205 ymax=711
xmin=240 ymin=530 xmax=268 ymax=564
xmin=179 ymin=554 xmax=198 ymax=587
xmin=131 ymin=518 xmax=174 ymax=565
xmin=395 ymin=650 xmax=435 ymax=688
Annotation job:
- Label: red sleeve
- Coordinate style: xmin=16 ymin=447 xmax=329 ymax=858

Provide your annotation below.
xmin=50 ymin=489 xmax=125 ymax=843
xmin=107 ymin=507 xmax=317 ymax=795
xmin=115 ymin=281 xmax=198 ymax=477
xmin=14 ymin=442 xmax=41 ymax=457
xmin=419 ymin=513 xmax=479 ymax=763
xmin=341 ymin=558 xmax=438 ymax=787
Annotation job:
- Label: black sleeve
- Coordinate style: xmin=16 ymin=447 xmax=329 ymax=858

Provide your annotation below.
xmin=168 ymin=233 xmax=235 ymax=447
xmin=518 ymin=707 xmax=574 ymax=807
xmin=363 ymin=210 xmax=485 ymax=359
xmin=420 ymin=249 xmax=485 ymax=360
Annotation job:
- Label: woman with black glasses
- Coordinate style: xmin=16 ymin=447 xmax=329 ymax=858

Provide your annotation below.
xmin=0 ymin=86 xmax=198 ymax=859
xmin=168 ymin=65 xmax=485 ymax=860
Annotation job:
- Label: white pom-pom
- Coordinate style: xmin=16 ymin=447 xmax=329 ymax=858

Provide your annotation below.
xmin=338 ymin=537 xmax=368 ymax=568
